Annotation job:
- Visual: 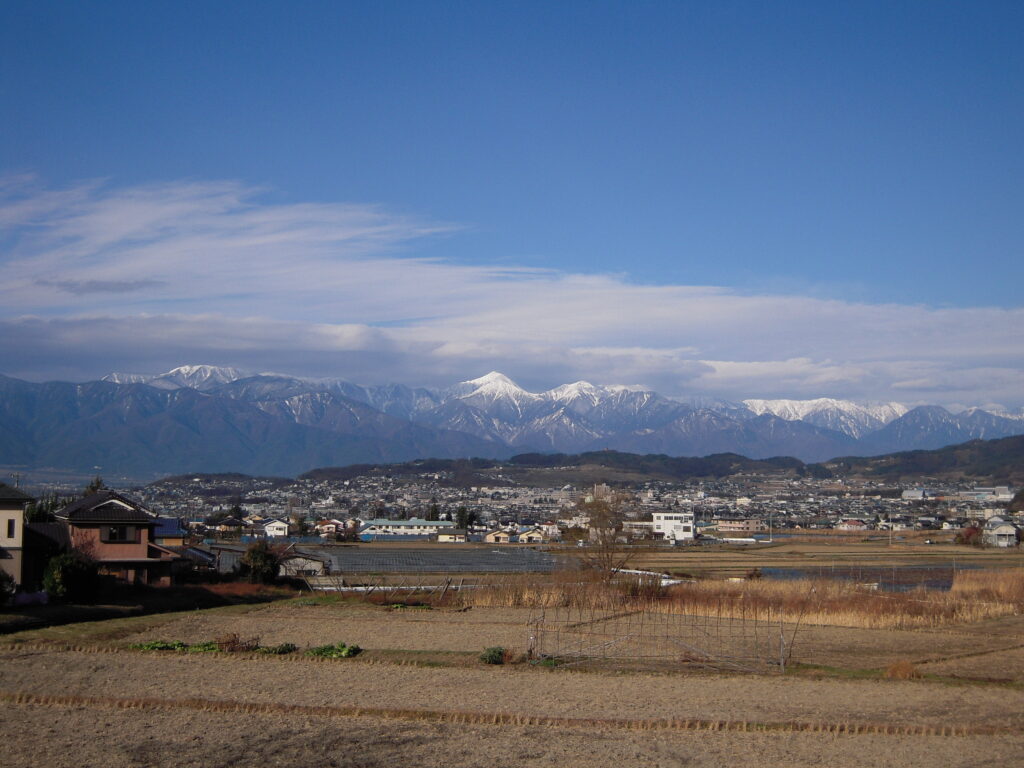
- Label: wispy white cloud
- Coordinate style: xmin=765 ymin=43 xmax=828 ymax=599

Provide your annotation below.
xmin=1 ymin=176 xmax=1022 ymax=406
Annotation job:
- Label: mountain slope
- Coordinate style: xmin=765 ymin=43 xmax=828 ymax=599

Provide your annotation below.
xmin=743 ymin=397 xmax=908 ymax=438
xmin=855 ymin=406 xmax=1024 ymax=455
xmin=0 ymin=375 xmax=508 ymax=477
xmin=823 ymin=435 xmax=1024 ymax=484
xmin=6 ymin=367 xmax=1024 ymax=477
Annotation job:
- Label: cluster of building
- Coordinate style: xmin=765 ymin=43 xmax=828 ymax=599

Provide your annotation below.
xmin=69 ymin=472 xmax=1024 ymax=549
xmin=3 ymin=470 xmax=1020 ymax=595
xmin=0 ymin=484 xmax=185 ymax=592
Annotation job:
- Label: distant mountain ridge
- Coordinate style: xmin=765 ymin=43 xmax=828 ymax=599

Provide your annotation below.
xmin=2 ymin=365 xmax=1022 ymax=478
xmin=824 ymin=434 xmax=1024 ymax=485
xmin=743 ymin=397 xmax=909 ymax=439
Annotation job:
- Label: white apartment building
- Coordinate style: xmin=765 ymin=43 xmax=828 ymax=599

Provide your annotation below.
xmin=653 ymin=510 xmax=695 ymax=542
xmin=358 ymin=518 xmax=455 ymax=538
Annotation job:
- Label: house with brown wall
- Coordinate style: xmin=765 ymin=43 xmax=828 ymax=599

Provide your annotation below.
xmin=57 ymin=491 xmax=180 ymax=586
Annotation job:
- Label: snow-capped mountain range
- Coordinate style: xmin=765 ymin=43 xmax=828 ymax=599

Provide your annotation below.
xmin=742 ymin=398 xmax=909 ymax=439
xmin=120 ymin=365 xmax=1023 ymax=448
xmin=103 ymin=366 xmax=1024 ymax=444
xmin=1 ymin=364 xmax=1019 ymax=478
xmin=104 ymin=364 xmax=246 ymax=391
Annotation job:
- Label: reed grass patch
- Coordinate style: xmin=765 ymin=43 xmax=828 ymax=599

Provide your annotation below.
xmin=435 ymin=568 xmax=1023 ymax=630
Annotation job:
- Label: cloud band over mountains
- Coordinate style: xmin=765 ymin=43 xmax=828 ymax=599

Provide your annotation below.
xmin=2 ymin=176 xmax=1022 ymax=408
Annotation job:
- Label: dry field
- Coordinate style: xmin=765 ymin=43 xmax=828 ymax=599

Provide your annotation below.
xmin=623 ymin=536 xmax=1024 ymax=577
xmin=2 ymin=582 xmax=1024 ymax=768
xmin=7 ymin=704 xmax=1023 ymax=768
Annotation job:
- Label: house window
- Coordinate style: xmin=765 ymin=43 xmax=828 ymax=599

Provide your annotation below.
xmin=6 ymin=519 xmax=14 ymax=538
xmin=100 ymin=525 xmax=136 ymax=543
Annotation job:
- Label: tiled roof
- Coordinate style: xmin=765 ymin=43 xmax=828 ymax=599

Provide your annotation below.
xmin=0 ymin=483 xmax=33 ymax=503
xmin=26 ymin=522 xmax=71 ymax=549
xmin=60 ymin=491 xmax=155 ymax=524
xmin=153 ymin=517 xmax=185 ymax=536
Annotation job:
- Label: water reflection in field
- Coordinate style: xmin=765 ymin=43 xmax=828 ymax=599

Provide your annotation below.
xmin=761 ymin=564 xmax=980 ymax=592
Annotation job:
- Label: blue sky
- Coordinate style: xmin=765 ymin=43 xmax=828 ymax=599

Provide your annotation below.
xmin=1 ymin=1 xmax=1022 ymax=406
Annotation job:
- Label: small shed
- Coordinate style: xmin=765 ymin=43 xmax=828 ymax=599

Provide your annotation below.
xmin=279 ymin=552 xmax=331 ymax=577
xmin=437 ymin=529 xmax=468 ymax=543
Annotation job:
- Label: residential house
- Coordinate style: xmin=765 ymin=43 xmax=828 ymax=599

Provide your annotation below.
xmin=836 ymin=519 xmax=871 ymax=532
xmin=483 ymin=529 xmax=513 ymax=544
xmin=516 ymin=526 xmax=547 ymax=544
xmin=715 ymin=519 xmax=768 ymax=535
xmin=153 ymin=517 xmax=188 ymax=547
xmin=539 ymin=522 xmax=562 ymax=541
xmin=982 ymin=516 xmax=1020 ymax=548
xmin=213 ymin=517 xmax=245 ymax=534
xmin=57 ymin=491 xmax=181 ymax=586
xmin=314 ymin=520 xmax=339 ymax=537
xmin=264 ymin=519 xmax=290 ymax=538
xmin=0 ymin=483 xmax=34 ymax=587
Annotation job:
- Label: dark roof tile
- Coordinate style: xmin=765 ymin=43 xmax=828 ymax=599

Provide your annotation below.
xmin=60 ymin=491 xmax=156 ymax=524
xmin=26 ymin=522 xmax=71 ymax=550
xmin=0 ymin=483 xmax=34 ymax=503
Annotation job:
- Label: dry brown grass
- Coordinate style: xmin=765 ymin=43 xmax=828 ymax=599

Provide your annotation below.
xmin=885 ymin=660 xmax=922 ymax=680
xmin=200 ymin=582 xmax=297 ymax=599
xmin=213 ymin=632 xmax=260 ymax=652
xmin=443 ymin=570 xmax=656 ymax=610
xmin=661 ymin=578 xmax=1020 ymax=629
xmin=0 ymin=690 xmax=1004 ymax=737
xmin=949 ymin=568 xmax=1024 ymax=604
xmin=438 ymin=569 xmax=1023 ymax=630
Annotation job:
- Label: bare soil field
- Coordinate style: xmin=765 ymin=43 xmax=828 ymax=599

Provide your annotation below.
xmin=626 ymin=539 xmax=1024 ymax=577
xmin=5 ymin=703 xmax=1022 ymax=768
xmin=122 ymin=602 xmax=534 ymax=652
xmin=2 ymin=597 xmax=1023 ymax=766
xmin=3 ymin=646 xmax=1023 ymax=728
xmin=112 ymin=600 xmax=1024 ymax=677
xmin=917 ymin=645 xmax=1024 ymax=682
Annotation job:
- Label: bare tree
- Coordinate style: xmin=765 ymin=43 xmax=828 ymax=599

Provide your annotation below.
xmin=578 ymin=496 xmax=634 ymax=577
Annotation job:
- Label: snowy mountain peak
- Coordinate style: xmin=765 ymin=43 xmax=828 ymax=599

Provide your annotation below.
xmin=742 ymin=397 xmax=909 ymax=439
xmin=861 ymin=402 xmax=910 ymax=423
xmin=745 ymin=398 xmax=853 ymax=420
xmin=102 ymin=364 xmax=248 ymax=391
xmin=464 ymin=371 xmax=520 ymax=389
xmin=547 ymin=381 xmax=603 ymax=400
xmin=157 ymin=365 xmax=247 ymax=389
xmin=544 ymin=381 xmax=608 ymax=414
xmin=167 ymin=364 xmax=241 ymax=377
xmin=448 ymin=372 xmax=543 ymax=421
xmin=101 ymin=372 xmax=152 ymax=385
xmin=451 ymin=372 xmax=535 ymax=399
xmin=743 ymin=398 xmax=904 ymax=422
